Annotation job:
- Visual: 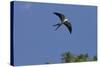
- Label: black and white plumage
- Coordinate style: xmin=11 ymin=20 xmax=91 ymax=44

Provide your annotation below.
xmin=53 ymin=12 xmax=72 ymax=34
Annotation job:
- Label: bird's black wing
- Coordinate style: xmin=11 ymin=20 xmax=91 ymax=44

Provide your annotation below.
xmin=53 ymin=12 xmax=65 ymax=22
xmin=64 ymin=21 xmax=72 ymax=34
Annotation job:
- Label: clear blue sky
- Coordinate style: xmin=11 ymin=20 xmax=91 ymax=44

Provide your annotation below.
xmin=13 ymin=1 xmax=97 ymax=66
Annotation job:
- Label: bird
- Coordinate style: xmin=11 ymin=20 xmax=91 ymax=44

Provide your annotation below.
xmin=53 ymin=12 xmax=72 ymax=34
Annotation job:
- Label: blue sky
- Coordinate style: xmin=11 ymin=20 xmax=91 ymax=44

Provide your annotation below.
xmin=13 ymin=1 xmax=97 ymax=66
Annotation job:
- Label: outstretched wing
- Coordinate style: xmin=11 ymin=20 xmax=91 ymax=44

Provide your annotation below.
xmin=64 ymin=21 xmax=72 ymax=34
xmin=54 ymin=12 xmax=65 ymax=22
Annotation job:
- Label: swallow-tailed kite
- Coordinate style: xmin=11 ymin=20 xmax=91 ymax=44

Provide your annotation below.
xmin=53 ymin=12 xmax=72 ymax=34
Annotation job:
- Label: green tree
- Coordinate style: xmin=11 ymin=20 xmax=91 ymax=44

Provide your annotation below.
xmin=61 ymin=52 xmax=96 ymax=63
xmin=61 ymin=51 xmax=74 ymax=63
xmin=75 ymin=53 xmax=89 ymax=62
xmin=93 ymin=56 xmax=97 ymax=61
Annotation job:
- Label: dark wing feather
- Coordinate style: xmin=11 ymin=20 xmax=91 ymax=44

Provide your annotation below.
xmin=64 ymin=21 xmax=72 ymax=34
xmin=54 ymin=12 xmax=65 ymax=22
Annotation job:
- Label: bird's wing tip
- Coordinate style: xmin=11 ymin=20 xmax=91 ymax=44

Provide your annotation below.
xmin=53 ymin=12 xmax=57 ymax=14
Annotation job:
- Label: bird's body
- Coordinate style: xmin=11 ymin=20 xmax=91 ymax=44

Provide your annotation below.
xmin=53 ymin=12 xmax=72 ymax=34
xmin=63 ymin=19 xmax=68 ymax=22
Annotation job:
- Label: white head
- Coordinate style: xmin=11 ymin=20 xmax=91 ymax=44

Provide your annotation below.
xmin=64 ymin=18 xmax=68 ymax=22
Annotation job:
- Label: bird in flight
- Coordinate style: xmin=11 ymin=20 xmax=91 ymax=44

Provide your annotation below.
xmin=53 ymin=12 xmax=72 ymax=34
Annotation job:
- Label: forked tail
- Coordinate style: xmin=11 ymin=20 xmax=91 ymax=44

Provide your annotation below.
xmin=53 ymin=23 xmax=62 ymax=31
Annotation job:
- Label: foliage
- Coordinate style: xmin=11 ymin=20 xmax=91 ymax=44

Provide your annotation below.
xmin=61 ymin=52 xmax=97 ymax=63
xmin=45 ymin=52 xmax=97 ymax=64
xmin=93 ymin=55 xmax=97 ymax=61
xmin=61 ymin=51 xmax=74 ymax=63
